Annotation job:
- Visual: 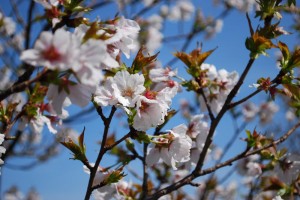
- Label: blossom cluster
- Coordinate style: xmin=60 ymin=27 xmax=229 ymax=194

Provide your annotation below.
xmin=94 ymin=66 xmax=179 ymax=132
xmin=242 ymin=101 xmax=279 ymax=124
xmin=198 ymin=63 xmax=239 ymax=114
xmin=1 ymin=0 xmax=299 ymax=200
xmin=20 ymin=16 xmax=140 ymax=135
xmin=146 ymin=114 xmax=209 ymax=170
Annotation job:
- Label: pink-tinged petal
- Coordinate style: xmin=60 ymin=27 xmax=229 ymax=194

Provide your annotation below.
xmin=146 ymin=147 xmax=161 ymax=167
xmin=160 ymin=148 xmax=172 ymax=166
xmin=20 ymin=49 xmax=42 ymax=66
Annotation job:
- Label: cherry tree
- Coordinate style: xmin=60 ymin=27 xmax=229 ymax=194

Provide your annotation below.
xmin=1 ymin=0 xmax=300 ymax=199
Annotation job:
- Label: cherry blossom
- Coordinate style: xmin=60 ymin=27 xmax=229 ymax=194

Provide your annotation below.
xmin=34 ymin=0 xmax=60 ymax=9
xmin=145 ymin=27 xmax=163 ymax=54
xmin=149 ymin=67 xmax=177 ymax=82
xmin=246 ymin=162 xmax=262 ymax=177
xmin=111 ymin=70 xmax=145 ymax=107
xmin=168 ymin=0 xmax=195 ymax=21
xmin=46 ymin=80 xmax=95 ymax=115
xmin=56 ymin=127 xmax=79 ymax=143
xmin=94 ymin=78 xmax=119 ymax=107
xmin=186 ymin=114 xmax=209 ymax=139
xmin=133 ymin=95 xmax=167 ymax=131
xmin=34 ymin=0 xmax=61 ymax=26
xmin=94 ymin=70 xmax=145 ymax=107
xmin=0 ymin=12 xmax=16 ymax=36
xmin=224 ymin=0 xmax=257 ymax=12
xmin=20 ymin=29 xmax=79 ymax=70
xmin=259 ymin=101 xmax=279 ymax=124
xmin=146 ymin=124 xmax=192 ymax=169
xmin=18 ymin=108 xmax=58 ymax=135
xmin=215 ymin=181 xmax=237 ymax=199
xmin=199 ymin=63 xmax=239 ymax=114
xmin=83 ymin=164 xmax=118 ymax=200
xmin=105 ymin=17 xmax=141 ymax=59
xmin=242 ymin=102 xmax=259 ymax=121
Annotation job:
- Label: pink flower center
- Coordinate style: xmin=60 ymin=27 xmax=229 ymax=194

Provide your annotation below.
xmin=122 ymin=88 xmax=134 ymax=98
xmin=43 ymin=45 xmax=61 ymax=62
xmin=139 ymin=101 xmax=150 ymax=113
xmin=167 ymin=80 xmax=175 ymax=88
xmin=144 ymin=90 xmax=157 ymax=100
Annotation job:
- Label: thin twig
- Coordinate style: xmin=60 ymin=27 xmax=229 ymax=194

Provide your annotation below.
xmin=0 ymin=69 xmax=48 ymax=101
xmin=132 ymin=0 xmax=161 ymax=20
xmin=84 ymin=106 xmax=116 ymax=200
xmin=104 ymin=131 xmax=132 ymax=151
xmin=198 ymin=88 xmax=215 ymax=121
xmin=193 ymin=58 xmax=255 ymax=174
xmin=140 ymin=143 xmax=149 ymax=199
xmin=147 ymin=121 xmax=300 ymax=200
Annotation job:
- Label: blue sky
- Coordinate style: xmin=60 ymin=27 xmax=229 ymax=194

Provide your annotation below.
xmin=1 ymin=1 xmax=299 ymax=199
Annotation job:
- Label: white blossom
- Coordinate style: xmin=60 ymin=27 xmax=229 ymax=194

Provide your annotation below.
xmin=146 ymin=124 xmax=192 ymax=170
xmin=83 ymin=164 xmax=117 ymax=200
xmin=168 ymin=1 xmax=195 ymax=20
xmin=246 ymin=162 xmax=262 ymax=177
xmin=149 ymin=67 xmax=177 ymax=82
xmin=242 ymin=102 xmax=259 ymax=121
xmin=259 ymin=101 xmax=279 ymax=124
xmin=46 ymin=81 xmax=94 ymax=115
xmin=199 ymin=63 xmax=239 ymax=114
xmin=272 ymin=196 xmax=283 ymax=200
xmin=0 ymin=12 xmax=16 ymax=36
xmin=94 ymin=78 xmax=119 ymax=107
xmin=133 ymin=96 xmax=167 ymax=131
xmin=105 ymin=17 xmax=140 ymax=58
xmin=20 ymin=29 xmax=80 ymax=71
xmin=56 ymin=127 xmax=79 ymax=142
xmin=186 ymin=114 xmax=209 ymax=139
xmin=112 ymin=70 xmax=145 ymax=107
xmin=4 ymin=186 xmax=24 ymax=200
xmin=225 ymin=0 xmax=257 ymax=12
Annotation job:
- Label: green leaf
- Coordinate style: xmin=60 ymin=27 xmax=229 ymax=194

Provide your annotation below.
xmin=278 ymin=41 xmax=290 ymax=61
xmin=61 ymin=129 xmax=88 ymax=162
xmin=125 ymin=139 xmax=134 ymax=151
xmin=283 ymin=84 xmax=300 ymax=101
xmin=106 ymin=170 xmax=126 ymax=184
xmin=134 ymin=132 xmax=151 ymax=144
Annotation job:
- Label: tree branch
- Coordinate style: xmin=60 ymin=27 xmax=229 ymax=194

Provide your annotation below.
xmin=147 ymin=121 xmax=300 ymax=200
xmin=84 ymin=106 xmax=116 ymax=200
xmin=0 ymin=69 xmax=48 ymax=101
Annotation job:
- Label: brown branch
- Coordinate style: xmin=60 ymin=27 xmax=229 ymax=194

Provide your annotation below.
xmin=9 ymin=0 xmax=36 ymax=91
xmin=140 ymin=143 xmax=149 ymax=200
xmin=0 ymin=69 xmax=48 ymax=101
xmin=132 ymin=0 xmax=162 ymax=20
xmin=10 ymin=0 xmax=26 ymax=29
xmin=198 ymin=88 xmax=215 ymax=121
xmin=229 ymin=89 xmax=262 ymax=109
xmin=229 ymin=69 xmax=285 ymax=109
xmin=104 ymin=131 xmax=132 ymax=151
xmin=193 ymin=58 xmax=255 ymax=174
xmin=147 ymin=121 xmax=300 ymax=200
xmin=84 ymin=106 xmax=116 ymax=200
